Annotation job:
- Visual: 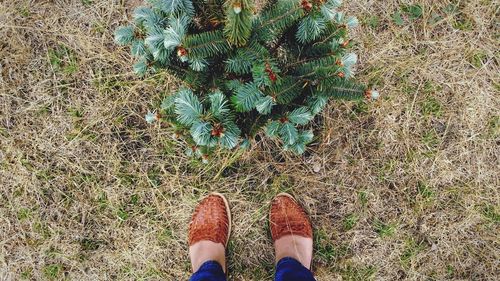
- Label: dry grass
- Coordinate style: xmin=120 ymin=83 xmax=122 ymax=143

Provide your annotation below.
xmin=0 ymin=0 xmax=499 ymax=280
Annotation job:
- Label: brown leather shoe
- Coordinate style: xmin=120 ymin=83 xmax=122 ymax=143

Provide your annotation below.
xmin=269 ymin=193 xmax=313 ymax=241
xmin=188 ymin=193 xmax=231 ymax=247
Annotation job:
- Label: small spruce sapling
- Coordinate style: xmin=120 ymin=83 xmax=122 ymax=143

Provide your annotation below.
xmin=115 ymin=0 xmax=379 ymax=160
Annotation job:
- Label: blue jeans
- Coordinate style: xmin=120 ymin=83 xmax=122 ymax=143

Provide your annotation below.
xmin=189 ymin=257 xmax=316 ymax=281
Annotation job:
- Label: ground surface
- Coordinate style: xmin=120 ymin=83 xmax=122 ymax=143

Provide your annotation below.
xmin=0 ymin=0 xmax=499 ymax=280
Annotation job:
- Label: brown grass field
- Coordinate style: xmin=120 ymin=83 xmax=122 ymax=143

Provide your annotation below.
xmin=0 ymin=0 xmax=499 ymax=280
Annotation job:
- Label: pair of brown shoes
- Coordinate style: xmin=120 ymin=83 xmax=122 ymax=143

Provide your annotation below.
xmin=188 ymin=192 xmax=313 ymax=267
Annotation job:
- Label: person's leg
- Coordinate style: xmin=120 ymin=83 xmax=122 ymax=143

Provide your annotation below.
xmin=270 ymin=193 xmax=316 ymax=281
xmin=275 ymin=235 xmax=313 ymax=269
xmin=188 ymin=193 xmax=231 ymax=281
xmin=190 ymin=241 xmax=226 ymax=273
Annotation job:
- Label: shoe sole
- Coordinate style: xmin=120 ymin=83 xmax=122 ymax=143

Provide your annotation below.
xmin=275 ymin=192 xmax=297 ymax=202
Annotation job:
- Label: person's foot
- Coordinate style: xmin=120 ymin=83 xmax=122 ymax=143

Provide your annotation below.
xmin=188 ymin=193 xmax=231 ymax=273
xmin=269 ymin=193 xmax=313 ymax=269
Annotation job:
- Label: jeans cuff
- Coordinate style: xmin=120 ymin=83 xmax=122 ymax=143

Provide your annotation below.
xmin=276 ymin=257 xmax=315 ymax=281
xmin=277 ymin=257 xmax=306 ymax=268
xmin=197 ymin=260 xmax=224 ymax=273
